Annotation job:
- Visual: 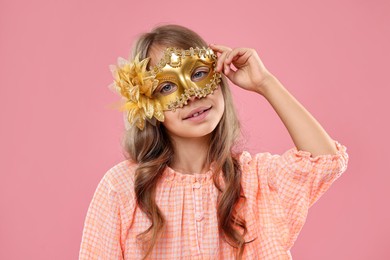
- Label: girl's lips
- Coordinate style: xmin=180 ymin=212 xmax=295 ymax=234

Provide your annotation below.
xmin=183 ymin=107 xmax=212 ymax=120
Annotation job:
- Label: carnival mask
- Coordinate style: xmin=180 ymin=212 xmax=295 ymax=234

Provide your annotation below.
xmin=109 ymin=47 xmax=222 ymax=130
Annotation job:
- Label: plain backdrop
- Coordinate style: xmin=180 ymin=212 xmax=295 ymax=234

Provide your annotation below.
xmin=1 ymin=0 xmax=389 ymax=259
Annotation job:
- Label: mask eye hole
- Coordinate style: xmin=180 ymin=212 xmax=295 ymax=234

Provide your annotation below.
xmin=191 ymin=67 xmax=210 ymax=82
xmin=157 ymin=82 xmax=178 ymax=96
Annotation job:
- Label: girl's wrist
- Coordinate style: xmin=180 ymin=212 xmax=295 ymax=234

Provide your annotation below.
xmin=254 ymin=73 xmax=277 ymax=96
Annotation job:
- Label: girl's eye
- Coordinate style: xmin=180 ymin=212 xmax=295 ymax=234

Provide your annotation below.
xmin=191 ymin=68 xmax=209 ymax=81
xmin=159 ymin=82 xmax=177 ymax=95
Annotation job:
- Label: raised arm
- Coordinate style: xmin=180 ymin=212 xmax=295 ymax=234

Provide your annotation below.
xmin=257 ymin=75 xmax=337 ymax=156
xmin=210 ymin=44 xmax=337 ymax=157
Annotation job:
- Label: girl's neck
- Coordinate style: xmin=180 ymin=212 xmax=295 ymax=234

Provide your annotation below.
xmin=169 ymin=135 xmax=210 ymax=175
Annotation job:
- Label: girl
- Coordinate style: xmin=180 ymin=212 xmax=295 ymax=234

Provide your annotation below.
xmin=79 ymin=24 xmax=349 ymax=259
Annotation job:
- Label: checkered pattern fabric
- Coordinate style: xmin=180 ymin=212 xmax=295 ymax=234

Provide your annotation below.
xmin=79 ymin=140 xmax=348 ymax=259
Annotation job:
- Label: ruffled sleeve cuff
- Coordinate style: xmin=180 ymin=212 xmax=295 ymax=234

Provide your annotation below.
xmin=282 ymin=140 xmax=349 ymax=177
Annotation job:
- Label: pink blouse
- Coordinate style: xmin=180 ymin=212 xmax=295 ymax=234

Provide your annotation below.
xmin=79 ymin=140 xmax=348 ymax=259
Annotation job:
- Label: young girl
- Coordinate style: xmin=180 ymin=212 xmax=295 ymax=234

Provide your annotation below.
xmin=79 ymin=24 xmax=349 ymax=259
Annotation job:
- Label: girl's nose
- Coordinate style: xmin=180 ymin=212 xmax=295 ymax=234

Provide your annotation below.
xmin=188 ymin=95 xmax=196 ymax=101
xmin=186 ymin=95 xmax=198 ymax=104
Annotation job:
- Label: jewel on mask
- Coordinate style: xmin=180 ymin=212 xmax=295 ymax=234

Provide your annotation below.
xmin=169 ymin=53 xmax=181 ymax=67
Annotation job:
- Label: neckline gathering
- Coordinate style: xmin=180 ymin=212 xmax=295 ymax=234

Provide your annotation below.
xmin=163 ymin=165 xmax=215 ymax=183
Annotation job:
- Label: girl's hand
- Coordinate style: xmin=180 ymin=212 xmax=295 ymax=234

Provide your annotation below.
xmin=209 ymin=44 xmax=274 ymax=95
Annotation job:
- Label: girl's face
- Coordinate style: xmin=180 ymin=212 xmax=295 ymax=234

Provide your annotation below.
xmin=149 ymin=45 xmax=225 ymax=139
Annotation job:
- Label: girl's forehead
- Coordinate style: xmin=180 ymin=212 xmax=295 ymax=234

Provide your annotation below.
xmin=148 ymin=45 xmax=168 ymax=68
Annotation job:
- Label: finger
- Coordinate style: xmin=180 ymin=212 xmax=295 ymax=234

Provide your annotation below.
xmin=209 ymin=44 xmax=233 ymax=71
xmin=216 ymin=50 xmax=231 ymax=72
xmin=225 ymin=48 xmax=249 ymax=66
xmin=209 ymin=44 xmax=232 ymax=54
xmin=223 ymin=64 xmax=236 ymax=81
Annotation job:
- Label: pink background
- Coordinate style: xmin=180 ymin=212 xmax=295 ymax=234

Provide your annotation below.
xmin=1 ymin=0 xmax=388 ymax=259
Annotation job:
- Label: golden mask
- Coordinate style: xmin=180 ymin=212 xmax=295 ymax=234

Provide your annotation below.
xmin=109 ymin=47 xmax=221 ymax=130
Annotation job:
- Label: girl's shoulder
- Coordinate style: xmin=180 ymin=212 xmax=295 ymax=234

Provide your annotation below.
xmin=99 ymin=159 xmax=138 ymax=195
xmin=236 ymin=149 xmax=275 ymax=173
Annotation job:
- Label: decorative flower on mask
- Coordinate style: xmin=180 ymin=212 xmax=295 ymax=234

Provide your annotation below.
xmin=108 ymin=54 xmax=164 ymax=130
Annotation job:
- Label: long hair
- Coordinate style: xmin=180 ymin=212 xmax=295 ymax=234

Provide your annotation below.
xmin=122 ymin=24 xmax=248 ymax=259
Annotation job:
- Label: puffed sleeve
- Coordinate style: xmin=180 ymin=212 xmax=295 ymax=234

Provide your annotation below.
xmin=266 ymin=140 xmax=349 ymax=248
xmin=79 ymin=173 xmax=126 ymax=259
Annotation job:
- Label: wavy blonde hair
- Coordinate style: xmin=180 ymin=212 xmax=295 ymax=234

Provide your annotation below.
xmin=122 ymin=24 xmax=249 ymax=259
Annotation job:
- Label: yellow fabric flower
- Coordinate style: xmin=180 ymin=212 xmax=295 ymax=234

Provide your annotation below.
xmin=109 ymin=54 xmax=164 ymax=130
